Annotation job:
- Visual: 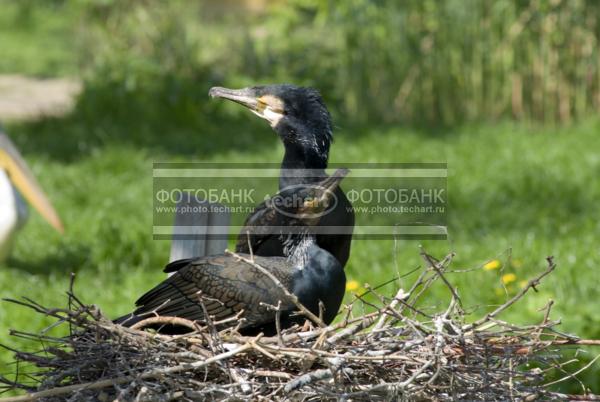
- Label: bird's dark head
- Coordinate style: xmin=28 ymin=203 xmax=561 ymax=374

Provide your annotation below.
xmin=209 ymin=84 xmax=332 ymax=170
xmin=272 ymin=168 xmax=349 ymax=228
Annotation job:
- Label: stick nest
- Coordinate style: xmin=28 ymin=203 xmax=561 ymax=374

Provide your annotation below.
xmin=1 ymin=252 xmax=599 ymax=401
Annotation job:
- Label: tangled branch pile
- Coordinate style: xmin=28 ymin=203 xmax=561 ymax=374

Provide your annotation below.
xmin=1 ymin=252 xmax=599 ymax=401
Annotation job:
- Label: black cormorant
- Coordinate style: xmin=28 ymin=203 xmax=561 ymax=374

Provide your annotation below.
xmin=115 ymin=169 xmax=349 ymax=335
xmin=209 ymin=85 xmax=354 ymax=267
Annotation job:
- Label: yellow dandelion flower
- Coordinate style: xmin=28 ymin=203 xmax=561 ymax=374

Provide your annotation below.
xmin=502 ymin=273 xmax=517 ymax=285
xmin=346 ymin=280 xmax=360 ymax=291
xmin=511 ymin=259 xmax=523 ymax=269
xmin=483 ymin=259 xmax=502 ymax=271
xmin=519 ymin=280 xmax=528 ymax=289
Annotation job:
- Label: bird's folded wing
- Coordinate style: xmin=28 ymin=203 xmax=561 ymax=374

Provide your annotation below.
xmin=133 ymin=255 xmax=297 ymax=328
xmin=235 ymin=200 xmax=277 ymax=253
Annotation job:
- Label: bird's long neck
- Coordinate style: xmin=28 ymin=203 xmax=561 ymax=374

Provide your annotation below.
xmin=285 ymin=235 xmax=313 ymax=268
xmin=279 ymin=140 xmax=328 ymax=189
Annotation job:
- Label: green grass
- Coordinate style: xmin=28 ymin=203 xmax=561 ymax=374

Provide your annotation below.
xmin=0 ymin=0 xmax=598 ymax=394
xmin=1 ymin=116 xmax=599 ymax=393
xmin=0 ymin=1 xmax=79 ymax=76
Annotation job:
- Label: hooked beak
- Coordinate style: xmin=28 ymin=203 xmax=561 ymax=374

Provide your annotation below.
xmin=301 ymin=168 xmax=349 ymax=220
xmin=315 ymin=168 xmax=349 ymax=204
xmin=209 ymin=86 xmax=285 ymax=127
xmin=0 ymin=133 xmax=64 ymax=233
xmin=209 ymin=87 xmax=259 ymax=112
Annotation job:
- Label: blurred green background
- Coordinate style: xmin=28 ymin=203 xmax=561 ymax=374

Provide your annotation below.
xmin=0 ymin=0 xmax=598 ymax=395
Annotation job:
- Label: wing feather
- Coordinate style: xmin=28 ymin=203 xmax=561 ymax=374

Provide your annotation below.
xmin=130 ymin=254 xmax=298 ymax=329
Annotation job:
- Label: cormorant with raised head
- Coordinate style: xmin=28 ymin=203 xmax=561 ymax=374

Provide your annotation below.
xmin=115 ymin=169 xmax=349 ymax=335
xmin=209 ymin=85 xmax=354 ymax=268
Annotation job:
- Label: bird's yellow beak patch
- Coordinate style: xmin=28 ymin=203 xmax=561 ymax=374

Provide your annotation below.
xmin=257 ymin=95 xmax=284 ymax=113
xmin=303 ymin=198 xmax=320 ymax=209
xmin=256 ymin=95 xmax=285 ymax=127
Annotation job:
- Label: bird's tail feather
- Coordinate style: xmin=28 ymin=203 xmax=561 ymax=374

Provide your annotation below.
xmin=113 ymin=313 xmax=144 ymax=327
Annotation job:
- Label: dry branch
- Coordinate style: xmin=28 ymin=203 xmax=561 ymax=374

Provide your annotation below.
xmin=0 ymin=252 xmax=598 ymax=401
xmin=226 ymin=250 xmax=326 ymax=328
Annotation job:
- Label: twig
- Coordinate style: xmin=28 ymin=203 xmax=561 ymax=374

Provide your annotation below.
xmin=225 ymin=250 xmax=326 ymax=328
xmin=543 ymin=353 xmax=600 ymax=387
xmin=249 ymin=370 xmax=292 ymax=380
xmin=464 ymin=256 xmax=557 ymax=332
xmin=2 ymin=252 xmax=598 ymax=401
xmin=0 ymin=343 xmax=253 ymax=402
xmin=548 ymin=339 xmax=600 ymax=347
xmin=284 ymin=367 xmax=352 ymax=393
xmin=327 ymin=315 xmax=376 ymax=345
xmin=130 ymin=316 xmax=198 ymax=331
xmin=275 ymin=301 xmax=283 ymax=346
xmin=420 ymin=249 xmax=461 ymax=308
xmin=246 ymin=230 xmax=253 ymax=262
xmin=372 ymin=287 xmax=409 ymax=331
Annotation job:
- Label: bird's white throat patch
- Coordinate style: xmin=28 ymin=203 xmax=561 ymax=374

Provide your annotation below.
xmin=284 ymin=235 xmax=314 ymax=270
xmin=252 ymin=107 xmax=284 ymax=127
